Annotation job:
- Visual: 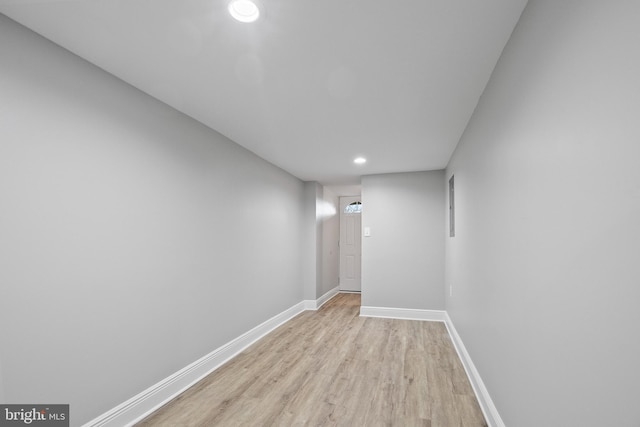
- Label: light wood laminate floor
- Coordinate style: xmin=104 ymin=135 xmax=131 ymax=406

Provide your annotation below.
xmin=138 ymin=293 xmax=486 ymax=426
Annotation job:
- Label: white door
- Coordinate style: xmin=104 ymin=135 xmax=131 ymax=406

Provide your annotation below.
xmin=339 ymin=196 xmax=362 ymax=292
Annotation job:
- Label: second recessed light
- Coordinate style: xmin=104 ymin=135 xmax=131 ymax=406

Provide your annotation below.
xmin=354 ymin=157 xmax=367 ymax=165
xmin=228 ymin=0 xmax=260 ymax=23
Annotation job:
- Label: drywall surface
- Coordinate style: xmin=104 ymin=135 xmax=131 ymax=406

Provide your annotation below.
xmin=0 ymin=15 xmax=305 ymax=426
xmin=303 ymin=183 xmax=340 ymax=301
xmin=445 ymin=1 xmax=640 ymax=426
xmin=320 ymin=187 xmax=339 ymax=296
xmin=0 ymin=358 xmax=4 ymax=403
xmin=302 ymin=182 xmax=322 ymax=300
xmin=362 ymin=171 xmax=445 ymax=310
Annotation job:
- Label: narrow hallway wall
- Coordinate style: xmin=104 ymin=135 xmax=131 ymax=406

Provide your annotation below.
xmin=445 ymin=1 xmax=640 ymax=425
xmin=0 ymin=15 xmax=306 ymax=425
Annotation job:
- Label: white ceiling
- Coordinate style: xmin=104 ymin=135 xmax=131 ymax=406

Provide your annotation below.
xmin=0 ymin=0 xmax=527 ymax=185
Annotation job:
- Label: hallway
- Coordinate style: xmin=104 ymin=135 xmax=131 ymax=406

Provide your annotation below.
xmin=139 ymin=293 xmax=485 ymax=426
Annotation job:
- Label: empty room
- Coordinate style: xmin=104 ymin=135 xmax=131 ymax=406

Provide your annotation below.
xmin=1 ymin=1 xmax=639 ymax=426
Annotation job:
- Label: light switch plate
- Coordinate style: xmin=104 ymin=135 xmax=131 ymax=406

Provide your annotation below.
xmin=364 ymin=227 xmax=371 ymax=237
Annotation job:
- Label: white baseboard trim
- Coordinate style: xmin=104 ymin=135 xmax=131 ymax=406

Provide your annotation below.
xmin=82 ymin=301 xmax=307 ymax=427
xmin=359 ymin=305 xmax=447 ymax=322
xmin=444 ymin=313 xmax=504 ymax=427
xmin=359 ymin=307 xmax=503 ymax=427
xmin=303 ymin=286 xmax=340 ymax=310
xmin=317 ymin=286 xmax=340 ymax=309
xmin=84 ymin=297 xmax=503 ymax=427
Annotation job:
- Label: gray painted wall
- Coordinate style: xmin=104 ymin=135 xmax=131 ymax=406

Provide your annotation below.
xmin=0 ymin=358 xmax=4 ymax=403
xmin=0 ymin=16 xmax=306 ymax=426
xmin=303 ymin=183 xmax=340 ymax=300
xmin=362 ymin=171 xmax=445 ymax=310
xmin=302 ymin=182 xmax=322 ymax=300
xmin=320 ymin=187 xmax=340 ymax=297
xmin=445 ymin=1 xmax=640 ymax=425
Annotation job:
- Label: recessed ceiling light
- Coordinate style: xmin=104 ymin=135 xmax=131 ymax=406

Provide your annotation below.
xmin=354 ymin=157 xmax=367 ymax=165
xmin=228 ymin=0 xmax=260 ymax=23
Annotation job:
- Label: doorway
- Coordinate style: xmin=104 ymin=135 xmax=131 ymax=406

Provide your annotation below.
xmin=339 ymin=196 xmax=362 ymax=292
